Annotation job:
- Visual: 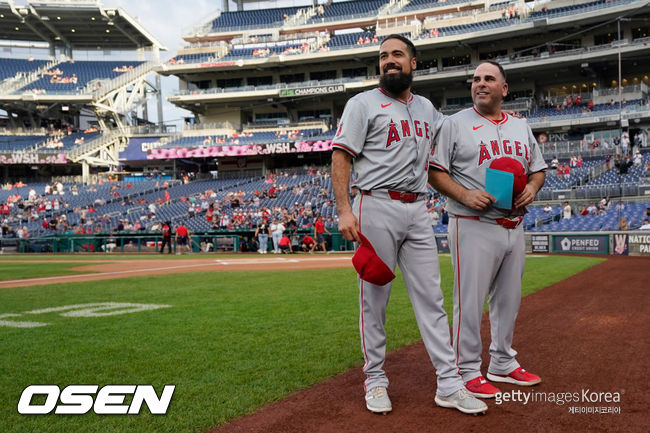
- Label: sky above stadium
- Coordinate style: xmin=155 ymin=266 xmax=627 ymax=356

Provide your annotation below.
xmin=101 ymin=0 xmax=329 ymax=127
xmin=104 ymin=0 xmax=329 ymax=55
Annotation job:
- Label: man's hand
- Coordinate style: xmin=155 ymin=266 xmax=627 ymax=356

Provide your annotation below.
xmin=514 ymin=171 xmax=545 ymax=210
xmin=513 ymin=184 xmax=536 ymax=209
xmin=338 ymin=209 xmax=360 ymax=243
xmin=460 ymin=189 xmax=496 ymax=211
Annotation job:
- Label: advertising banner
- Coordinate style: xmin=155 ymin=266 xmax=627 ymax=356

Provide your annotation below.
xmin=119 ymin=137 xmax=164 ymax=161
xmin=0 ymin=152 xmax=67 ymax=164
xmin=435 ymin=235 xmax=450 ymax=253
xmin=531 ymin=234 xmax=550 ymax=253
xmin=551 ymin=234 xmax=609 ymax=254
xmin=147 ymin=139 xmax=333 ymax=160
xmin=612 ymin=233 xmax=629 ymax=256
xmin=626 ymin=233 xmax=650 ymax=256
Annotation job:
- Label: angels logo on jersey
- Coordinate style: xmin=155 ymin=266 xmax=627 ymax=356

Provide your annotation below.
xmin=477 ymin=139 xmax=531 ymax=166
xmin=385 ymin=118 xmax=432 ymax=147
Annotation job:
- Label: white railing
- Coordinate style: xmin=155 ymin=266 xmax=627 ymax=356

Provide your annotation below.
xmin=88 ymin=61 xmax=158 ymax=98
xmin=67 ymin=131 xmax=122 ymax=159
xmin=0 ymin=58 xmax=60 ymax=95
xmin=284 ymin=6 xmax=316 ymax=28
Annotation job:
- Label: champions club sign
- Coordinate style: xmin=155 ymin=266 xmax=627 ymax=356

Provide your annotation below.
xmin=279 ymin=84 xmax=345 ymax=98
xmin=146 ymin=139 xmax=333 ymax=160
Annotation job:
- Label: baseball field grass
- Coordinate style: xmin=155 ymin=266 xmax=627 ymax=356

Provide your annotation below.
xmin=0 ymin=262 xmax=102 ymax=280
xmin=0 ymin=254 xmax=603 ymax=433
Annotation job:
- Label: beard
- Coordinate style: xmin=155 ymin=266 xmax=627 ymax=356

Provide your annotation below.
xmin=379 ymin=71 xmax=413 ymax=95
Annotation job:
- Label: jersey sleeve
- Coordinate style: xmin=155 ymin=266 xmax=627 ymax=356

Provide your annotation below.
xmin=527 ymin=124 xmax=548 ymax=174
xmin=429 ymin=117 xmax=454 ymax=173
xmin=331 ymin=95 xmax=368 ymax=157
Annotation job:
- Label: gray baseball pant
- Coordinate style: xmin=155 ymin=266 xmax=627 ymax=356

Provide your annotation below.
xmin=353 ymin=192 xmax=464 ymax=397
xmin=448 ymin=216 xmax=524 ymax=382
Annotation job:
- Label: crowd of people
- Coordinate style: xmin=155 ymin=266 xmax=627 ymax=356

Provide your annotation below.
xmin=2 ymin=146 xmax=649 ymax=245
xmin=0 ymin=171 xmax=343 ymax=250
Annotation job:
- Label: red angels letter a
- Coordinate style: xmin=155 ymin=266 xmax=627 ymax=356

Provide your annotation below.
xmin=386 ymin=121 xmax=401 ymax=147
xmin=478 ymin=142 xmax=491 ymax=165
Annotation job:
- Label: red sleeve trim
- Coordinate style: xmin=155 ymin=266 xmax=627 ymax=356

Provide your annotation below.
xmin=429 ymin=162 xmax=449 ymax=173
xmin=332 ymin=143 xmax=357 ymax=157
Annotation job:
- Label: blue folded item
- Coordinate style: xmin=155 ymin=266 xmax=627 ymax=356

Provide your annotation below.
xmin=485 ymin=168 xmax=514 ymax=210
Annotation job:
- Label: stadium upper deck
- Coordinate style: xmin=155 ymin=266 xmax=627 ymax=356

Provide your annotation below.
xmin=158 ymin=0 xmax=650 ymax=139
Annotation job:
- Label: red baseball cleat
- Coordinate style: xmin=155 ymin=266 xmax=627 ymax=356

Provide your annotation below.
xmin=465 ymin=376 xmax=501 ymax=398
xmin=487 ymin=367 xmax=542 ymax=386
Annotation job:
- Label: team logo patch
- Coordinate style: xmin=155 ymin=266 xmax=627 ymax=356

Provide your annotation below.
xmin=386 ymin=120 xmax=400 ymax=147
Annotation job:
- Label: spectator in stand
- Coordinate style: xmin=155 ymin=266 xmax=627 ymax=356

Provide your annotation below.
xmin=615 ymin=201 xmax=625 ymax=212
xmin=578 ymin=205 xmax=589 ymax=216
xmin=615 ymin=155 xmax=633 ymax=174
xmin=639 ymin=219 xmax=650 ymax=230
xmin=618 ymin=217 xmax=629 ymax=231
xmin=543 ymin=203 xmax=553 ymax=213
xmin=620 ymin=131 xmax=630 ymax=155
xmin=17 ymin=226 xmax=29 ymax=238
xmin=550 ymin=156 xmax=559 ymax=170
xmin=563 ymin=201 xmax=572 ymax=219
xmin=599 ymin=197 xmax=610 ymax=211
xmin=586 ymin=203 xmax=598 ymax=215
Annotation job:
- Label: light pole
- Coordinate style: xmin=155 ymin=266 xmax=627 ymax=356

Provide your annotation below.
xmin=617 ymin=17 xmax=622 ymax=143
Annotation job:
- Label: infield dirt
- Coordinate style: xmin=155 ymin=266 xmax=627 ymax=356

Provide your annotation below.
xmin=207 ymin=255 xmax=647 ymax=433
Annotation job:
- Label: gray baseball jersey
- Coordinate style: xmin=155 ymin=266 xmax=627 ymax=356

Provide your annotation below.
xmin=430 ymin=107 xmax=547 ymax=218
xmin=333 ymin=88 xmax=444 ymax=194
xmin=333 ymin=88 xmax=465 ymax=398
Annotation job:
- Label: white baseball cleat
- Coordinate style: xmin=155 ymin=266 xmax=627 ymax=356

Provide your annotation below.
xmin=365 ymin=386 xmax=392 ymax=414
xmin=435 ymin=388 xmax=488 ymax=415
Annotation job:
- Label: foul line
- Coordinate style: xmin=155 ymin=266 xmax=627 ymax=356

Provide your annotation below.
xmin=0 ymin=257 xmax=352 ymax=286
xmin=0 ymin=263 xmax=223 ymax=285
